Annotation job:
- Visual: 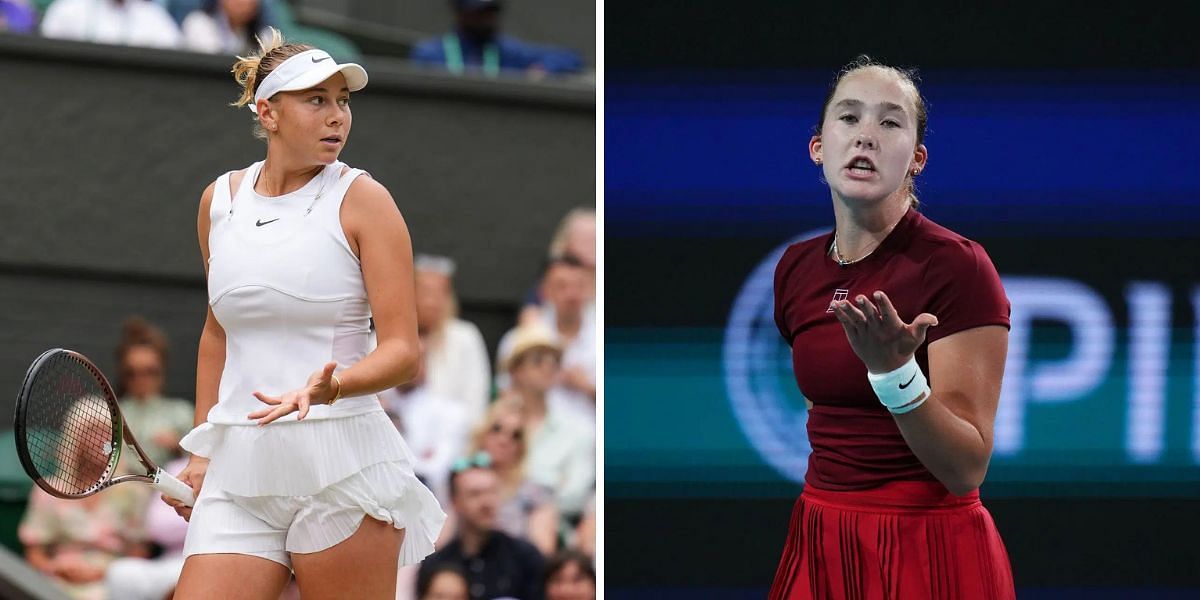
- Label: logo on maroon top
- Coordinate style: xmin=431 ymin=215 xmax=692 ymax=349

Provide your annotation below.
xmin=827 ymin=289 xmax=849 ymax=312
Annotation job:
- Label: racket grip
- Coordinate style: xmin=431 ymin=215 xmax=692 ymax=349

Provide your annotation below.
xmin=154 ymin=468 xmax=196 ymax=506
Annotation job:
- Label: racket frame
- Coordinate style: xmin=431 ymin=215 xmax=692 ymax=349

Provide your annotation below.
xmin=15 ymin=348 xmax=176 ymax=499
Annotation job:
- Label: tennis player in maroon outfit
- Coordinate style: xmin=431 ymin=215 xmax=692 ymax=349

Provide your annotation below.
xmin=769 ymin=57 xmax=1016 ymax=600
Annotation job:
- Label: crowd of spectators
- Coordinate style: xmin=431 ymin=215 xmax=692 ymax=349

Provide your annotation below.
xmin=18 ymin=208 xmax=597 ymax=600
xmin=1 ymin=0 xmax=587 ymax=80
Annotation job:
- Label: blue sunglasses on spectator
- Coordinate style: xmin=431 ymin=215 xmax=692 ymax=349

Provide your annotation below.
xmin=451 ymin=451 xmax=492 ymax=473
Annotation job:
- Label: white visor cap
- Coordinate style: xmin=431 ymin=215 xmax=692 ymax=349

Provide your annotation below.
xmin=250 ymin=49 xmax=368 ymax=114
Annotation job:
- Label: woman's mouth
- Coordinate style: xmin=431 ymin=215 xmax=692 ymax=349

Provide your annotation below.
xmin=844 ymin=157 xmax=877 ymax=179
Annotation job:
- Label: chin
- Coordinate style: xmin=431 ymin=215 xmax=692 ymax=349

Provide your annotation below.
xmin=834 ymin=187 xmax=890 ymax=205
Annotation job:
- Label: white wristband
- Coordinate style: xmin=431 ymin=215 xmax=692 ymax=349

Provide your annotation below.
xmin=867 ymin=356 xmax=931 ymax=413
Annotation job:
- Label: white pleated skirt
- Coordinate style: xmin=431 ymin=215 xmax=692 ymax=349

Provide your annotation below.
xmin=179 ymin=409 xmax=446 ymax=566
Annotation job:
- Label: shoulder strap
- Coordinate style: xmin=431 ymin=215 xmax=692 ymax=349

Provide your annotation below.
xmin=319 ymin=166 xmax=367 ymax=214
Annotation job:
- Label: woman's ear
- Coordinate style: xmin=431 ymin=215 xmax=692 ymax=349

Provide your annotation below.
xmin=257 ymin=99 xmax=277 ymax=132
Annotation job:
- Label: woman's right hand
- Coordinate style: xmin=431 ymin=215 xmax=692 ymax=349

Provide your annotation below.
xmin=162 ymin=456 xmax=208 ymax=521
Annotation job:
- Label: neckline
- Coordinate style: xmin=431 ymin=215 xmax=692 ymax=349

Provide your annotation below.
xmin=249 ymin=162 xmax=328 ymax=201
xmin=824 ymin=207 xmax=919 ymax=271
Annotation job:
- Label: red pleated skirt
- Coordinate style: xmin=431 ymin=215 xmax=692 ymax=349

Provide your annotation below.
xmin=769 ymin=481 xmax=1014 ymax=600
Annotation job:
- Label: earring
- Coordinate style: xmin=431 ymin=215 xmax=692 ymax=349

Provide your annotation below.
xmin=815 ymin=159 xmax=822 ymax=165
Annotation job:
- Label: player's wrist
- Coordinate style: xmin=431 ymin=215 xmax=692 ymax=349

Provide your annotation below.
xmin=866 ymin=355 xmax=931 ymax=414
xmin=326 ymin=374 xmax=343 ymax=405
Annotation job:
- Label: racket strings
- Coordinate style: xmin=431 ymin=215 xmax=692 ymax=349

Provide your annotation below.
xmin=24 ymin=354 xmax=119 ymax=496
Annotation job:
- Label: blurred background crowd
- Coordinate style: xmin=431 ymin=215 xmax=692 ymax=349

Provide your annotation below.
xmin=0 ymin=0 xmax=587 ymax=80
xmin=16 ymin=209 xmax=595 ymax=600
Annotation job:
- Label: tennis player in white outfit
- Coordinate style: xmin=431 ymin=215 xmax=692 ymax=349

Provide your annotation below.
xmin=162 ymin=28 xmax=446 ymax=599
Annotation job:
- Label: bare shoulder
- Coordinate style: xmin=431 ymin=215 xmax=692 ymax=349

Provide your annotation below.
xmin=344 ymin=173 xmax=401 ymax=217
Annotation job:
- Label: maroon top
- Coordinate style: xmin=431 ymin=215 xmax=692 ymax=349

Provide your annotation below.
xmin=774 ymin=208 xmax=1010 ymax=491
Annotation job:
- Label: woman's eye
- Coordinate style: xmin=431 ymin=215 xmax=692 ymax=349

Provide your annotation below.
xmin=309 ymin=97 xmax=323 ymax=105
xmin=338 ymin=98 xmax=350 ymax=107
xmin=838 ymin=114 xmax=857 ymax=123
xmin=883 ymin=120 xmax=901 ymax=128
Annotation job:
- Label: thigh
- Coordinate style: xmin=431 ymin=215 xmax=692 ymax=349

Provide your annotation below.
xmin=174 ymin=554 xmax=292 ymax=600
xmin=291 ymin=517 xmax=405 ymax=600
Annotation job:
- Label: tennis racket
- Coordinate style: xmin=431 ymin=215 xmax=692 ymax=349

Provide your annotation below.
xmin=13 ymin=348 xmax=195 ymax=506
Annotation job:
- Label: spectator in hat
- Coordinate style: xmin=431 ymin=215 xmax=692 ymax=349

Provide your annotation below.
xmin=501 ymin=255 xmax=596 ymax=430
xmin=499 ymin=325 xmax=594 ymax=526
xmin=410 ymin=0 xmax=583 ymax=79
xmin=414 ymin=254 xmax=492 ymax=424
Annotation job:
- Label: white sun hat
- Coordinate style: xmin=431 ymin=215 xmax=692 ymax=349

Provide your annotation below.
xmin=250 ymin=49 xmax=368 ymax=114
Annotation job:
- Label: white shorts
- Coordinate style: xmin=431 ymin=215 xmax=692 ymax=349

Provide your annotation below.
xmin=183 ymin=463 xmax=401 ymax=568
xmin=179 ymin=412 xmax=446 ymax=570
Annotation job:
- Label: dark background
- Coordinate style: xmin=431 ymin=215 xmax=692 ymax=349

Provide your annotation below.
xmin=605 ymin=2 xmax=1200 ymax=598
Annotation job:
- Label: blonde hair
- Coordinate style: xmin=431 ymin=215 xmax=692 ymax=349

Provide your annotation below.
xmin=230 ymin=27 xmax=314 ymax=140
xmin=548 ymin=208 xmax=596 ymax=260
xmin=468 ymin=396 xmax=527 ymax=492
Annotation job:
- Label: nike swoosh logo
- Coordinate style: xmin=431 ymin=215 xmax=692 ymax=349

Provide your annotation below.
xmin=256 ymin=218 xmax=280 ymax=227
xmin=312 ymin=56 xmax=331 ymax=63
xmin=898 ymin=373 xmax=917 ymax=389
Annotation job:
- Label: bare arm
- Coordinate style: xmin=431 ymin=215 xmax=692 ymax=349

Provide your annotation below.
xmin=163 ymin=178 xmax=228 ymax=518
xmin=832 ymin=292 xmax=1007 ymax=496
xmin=892 ymin=326 xmax=1007 ymax=495
xmin=194 ymin=180 xmax=226 ymax=429
xmin=334 ymin=176 xmax=420 ymax=396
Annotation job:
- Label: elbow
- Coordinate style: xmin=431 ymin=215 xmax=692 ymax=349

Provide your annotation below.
xmin=386 ymin=343 xmax=421 ymax=387
xmin=944 ymin=478 xmax=981 ymax=497
xmin=941 ymin=459 xmax=990 ymax=497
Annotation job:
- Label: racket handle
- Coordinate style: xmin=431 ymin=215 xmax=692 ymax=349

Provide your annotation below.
xmin=154 ymin=468 xmax=196 ymax=506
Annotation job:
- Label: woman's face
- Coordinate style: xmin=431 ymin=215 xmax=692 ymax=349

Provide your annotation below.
xmin=546 ymin=561 xmax=596 ymax=600
xmin=482 ymin=412 xmax=524 ymax=469
xmin=810 ymin=68 xmax=926 ymax=205
xmin=266 ymin=72 xmax=353 ymax=165
xmin=122 ymin=345 xmax=164 ymax=399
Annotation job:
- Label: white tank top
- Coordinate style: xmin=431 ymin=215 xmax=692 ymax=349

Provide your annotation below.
xmin=204 ymin=160 xmax=383 ymax=425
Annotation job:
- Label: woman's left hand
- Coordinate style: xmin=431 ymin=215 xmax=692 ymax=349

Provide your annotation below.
xmin=248 ymin=362 xmax=340 ymax=425
xmin=831 ymin=291 xmax=938 ymax=373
